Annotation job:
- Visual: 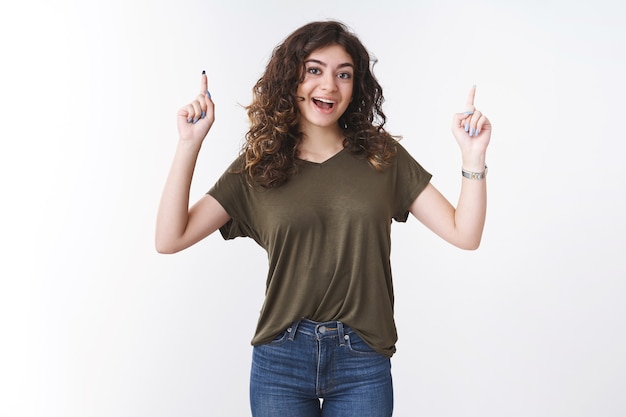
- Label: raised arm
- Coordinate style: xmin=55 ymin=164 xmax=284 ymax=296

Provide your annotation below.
xmin=155 ymin=71 xmax=230 ymax=254
xmin=410 ymin=85 xmax=491 ymax=250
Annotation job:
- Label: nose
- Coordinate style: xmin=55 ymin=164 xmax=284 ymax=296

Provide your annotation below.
xmin=320 ymin=72 xmax=337 ymax=91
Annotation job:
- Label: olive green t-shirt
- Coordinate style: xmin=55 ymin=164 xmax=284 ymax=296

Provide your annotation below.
xmin=207 ymin=143 xmax=431 ymax=357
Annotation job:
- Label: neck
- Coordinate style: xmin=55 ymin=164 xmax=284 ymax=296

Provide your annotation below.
xmin=297 ymin=124 xmax=345 ymax=163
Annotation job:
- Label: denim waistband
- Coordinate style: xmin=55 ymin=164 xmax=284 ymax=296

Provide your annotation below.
xmin=287 ymin=319 xmax=352 ymax=345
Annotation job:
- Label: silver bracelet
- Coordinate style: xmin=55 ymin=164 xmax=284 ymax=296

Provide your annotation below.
xmin=462 ymin=165 xmax=488 ymax=180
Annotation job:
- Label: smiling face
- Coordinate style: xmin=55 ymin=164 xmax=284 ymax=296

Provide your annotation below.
xmin=296 ymin=44 xmax=354 ymax=133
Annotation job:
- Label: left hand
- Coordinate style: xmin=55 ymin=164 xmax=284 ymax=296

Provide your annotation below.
xmin=451 ymin=86 xmax=491 ymax=169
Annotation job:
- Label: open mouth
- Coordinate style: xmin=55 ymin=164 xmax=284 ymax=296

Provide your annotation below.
xmin=313 ymin=98 xmax=335 ymax=110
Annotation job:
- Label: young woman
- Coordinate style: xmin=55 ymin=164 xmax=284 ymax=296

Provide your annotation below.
xmin=156 ymin=20 xmax=490 ymax=417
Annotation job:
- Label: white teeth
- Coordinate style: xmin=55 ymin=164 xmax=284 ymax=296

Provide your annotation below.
xmin=314 ymin=98 xmax=335 ymax=104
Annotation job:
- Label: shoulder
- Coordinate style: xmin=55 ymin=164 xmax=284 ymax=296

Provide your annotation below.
xmin=210 ymin=153 xmax=249 ymax=194
xmin=393 ymin=141 xmax=412 ymax=157
xmin=390 ymin=141 xmax=432 ymax=180
xmin=225 ymin=153 xmax=247 ymax=173
xmin=390 ymin=141 xmax=418 ymax=167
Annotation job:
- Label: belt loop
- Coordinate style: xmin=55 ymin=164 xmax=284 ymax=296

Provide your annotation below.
xmin=287 ymin=319 xmax=301 ymax=341
xmin=337 ymin=321 xmax=345 ymax=346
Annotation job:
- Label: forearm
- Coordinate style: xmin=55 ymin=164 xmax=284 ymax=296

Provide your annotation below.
xmin=155 ymin=141 xmax=202 ymax=251
xmin=454 ymin=166 xmax=487 ymax=249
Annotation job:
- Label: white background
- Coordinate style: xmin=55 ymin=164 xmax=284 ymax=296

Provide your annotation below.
xmin=1 ymin=0 xmax=625 ymax=416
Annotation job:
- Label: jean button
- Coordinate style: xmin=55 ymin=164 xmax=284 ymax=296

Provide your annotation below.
xmin=319 ymin=325 xmax=327 ymax=333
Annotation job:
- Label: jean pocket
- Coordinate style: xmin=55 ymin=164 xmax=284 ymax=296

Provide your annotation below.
xmin=268 ymin=329 xmax=290 ymax=346
xmin=345 ymin=332 xmax=379 ymax=356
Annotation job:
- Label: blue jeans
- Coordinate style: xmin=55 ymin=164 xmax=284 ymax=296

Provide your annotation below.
xmin=250 ymin=319 xmax=393 ymax=417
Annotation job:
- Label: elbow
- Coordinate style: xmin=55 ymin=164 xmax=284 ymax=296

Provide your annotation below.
xmin=451 ymin=226 xmax=484 ymax=250
xmin=451 ymin=234 xmax=482 ymax=251
xmin=156 ymin=246 xmax=175 ymax=255
xmin=155 ymin=239 xmax=181 ymax=255
xmin=155 ymin=244 xmax=175 ymax=255
xmin=461 ymin=242 xmax=481 ymax=251
xmin=458 ymin=237 xmax=482 ymax=251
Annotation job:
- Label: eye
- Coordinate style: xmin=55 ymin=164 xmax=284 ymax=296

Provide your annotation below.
xmin=307 ymin=67 xmax=321 ymax=75
xmin=337 ymin=72 xmax=352 ymax=80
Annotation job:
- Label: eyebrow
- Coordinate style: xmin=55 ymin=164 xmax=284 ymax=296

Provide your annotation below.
xmin=304 ymin=59 xmax=354 ymax=69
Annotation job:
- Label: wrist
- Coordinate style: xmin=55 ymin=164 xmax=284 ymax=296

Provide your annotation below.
xmin=176 ymin=138 xmax=203 ymax=157
xmin=461 ymin=155 xmax=486 ymax=173
xmin=177 ymin=136 xmax=203 ymax=148
xmin=462 ymin=165 xmax=487 ymax=180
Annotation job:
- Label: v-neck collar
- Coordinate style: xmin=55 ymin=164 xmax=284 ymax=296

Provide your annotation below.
xmin=296 ymin=148 xmax=347 ymax=167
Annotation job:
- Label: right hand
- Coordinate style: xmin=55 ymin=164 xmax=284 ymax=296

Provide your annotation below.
xmin=451 ymin=85 xmax=491 ymax=171
xmin=177 ymin=71 xmax=215 ymax=144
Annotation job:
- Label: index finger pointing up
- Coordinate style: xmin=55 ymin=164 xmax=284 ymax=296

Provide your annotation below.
xmin=200 ymin=70 xmax=208 ymax=93
xmin=466 ymin=84 xmax=477 ymax=106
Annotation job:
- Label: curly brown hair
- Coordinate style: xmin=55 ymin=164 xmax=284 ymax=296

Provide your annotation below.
xmin=242 ymin=20 xmax=398 ymax=188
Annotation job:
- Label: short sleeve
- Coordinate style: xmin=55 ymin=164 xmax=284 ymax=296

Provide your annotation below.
xmin=392 ymin=144 xmax=432 ymax=222
xmin=207 ymin=156 xmax=254 ymax=240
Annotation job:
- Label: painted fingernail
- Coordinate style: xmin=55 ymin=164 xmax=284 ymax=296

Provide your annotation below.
xmin=462 ymin=111 xmax=474 ymax=115
xmin=202 ymin=70 xmax=206 ymax=75
xmin=206 ymin=89 xmax=211 ymax=99
xmin=187 ymin=118 xmax=192 ymax=123
xmin=193 ymin=117 xmax=199 ymax=124
xmin=476 ymin=128 xmax=481 ymax=136
xmin=470 ymin=127 xmax=476 ymax=136
xmin=465 ymin=123 xmax=470 ymax=132
xmin=201 ymin=111 xmax=206 ymax=119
